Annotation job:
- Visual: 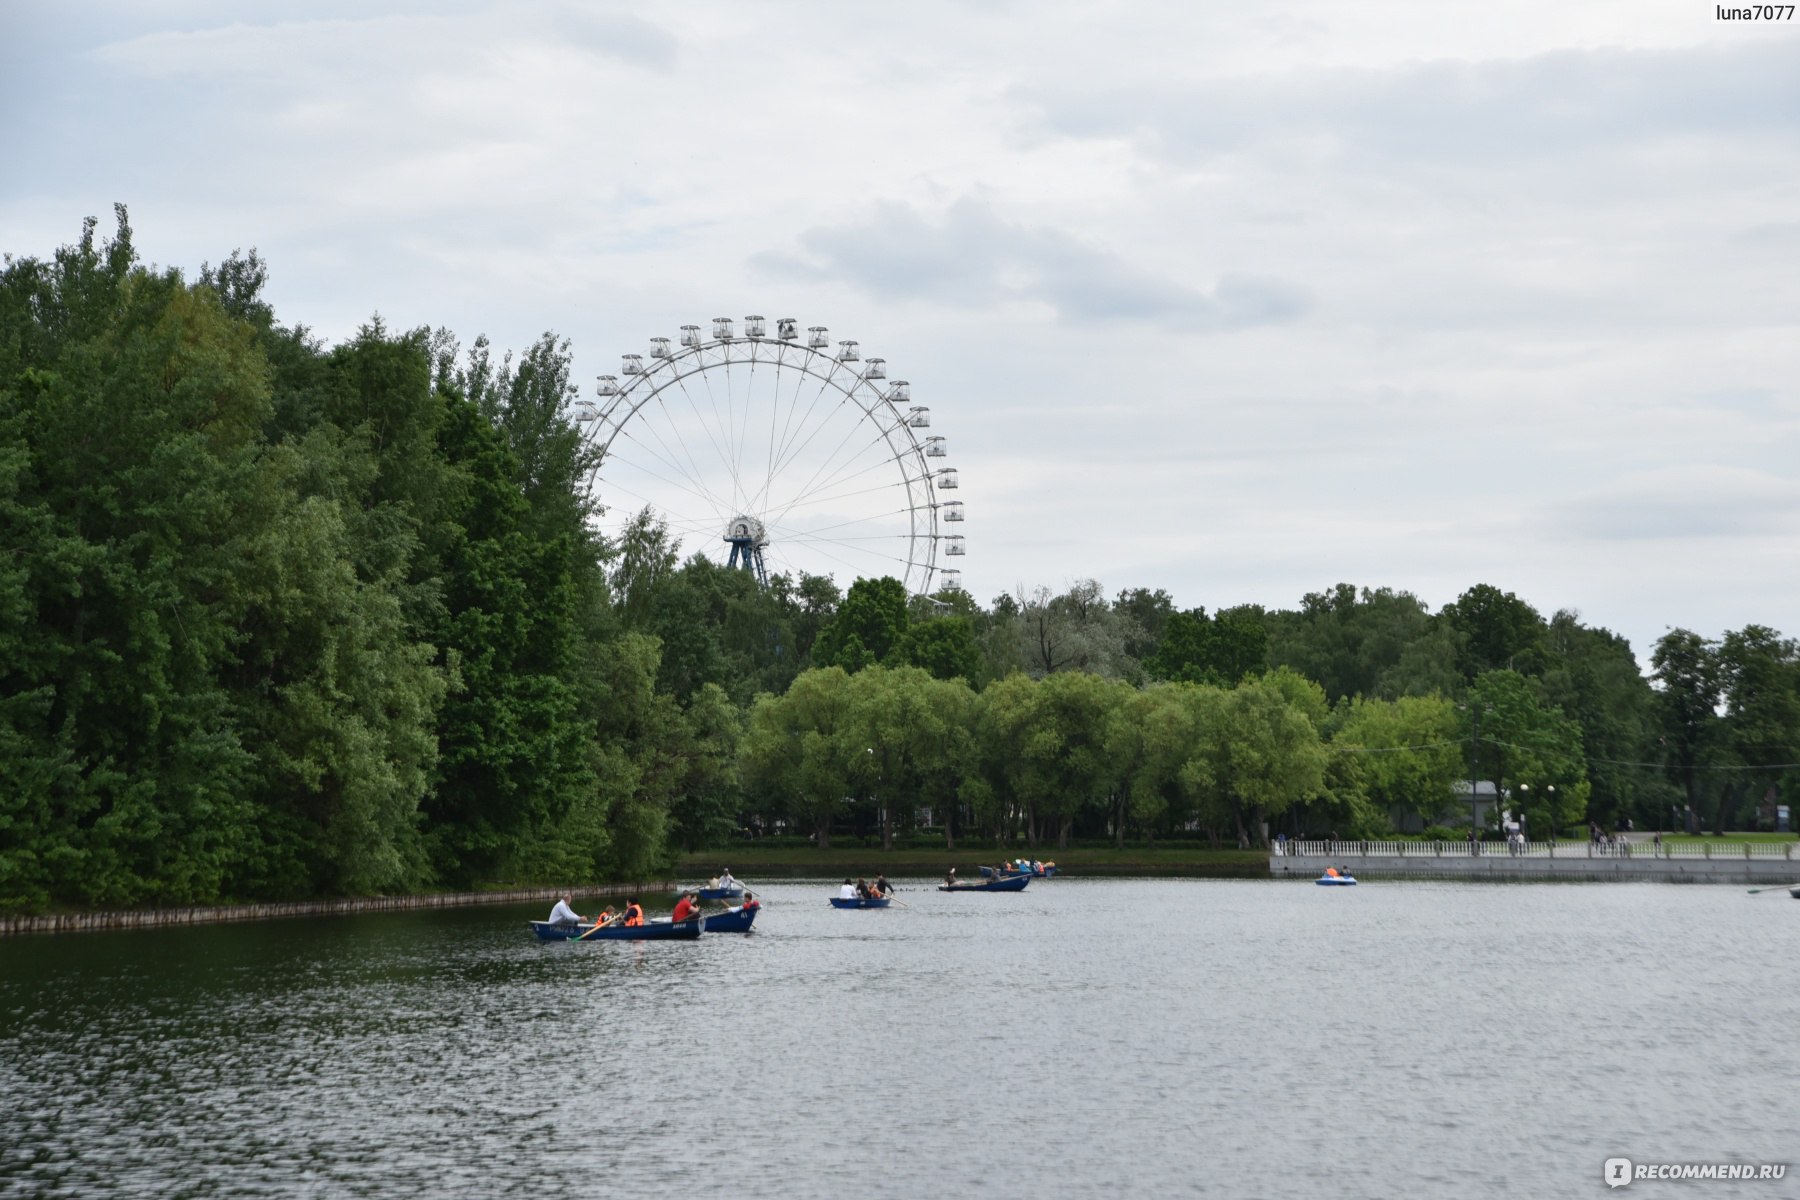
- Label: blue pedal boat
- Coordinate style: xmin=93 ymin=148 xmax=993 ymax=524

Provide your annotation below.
xmin=829 ymin=896 xmax=892 ymax=909
xmin=530 ymin=918 xmax=702 ymax=941
xmin=701 ymin=905 xmax=759 ymax=932
xmin=941 ymin=873 xmax=1030 ymax=892
xmin=1315 ymin=875 xmax=1357 ymax=887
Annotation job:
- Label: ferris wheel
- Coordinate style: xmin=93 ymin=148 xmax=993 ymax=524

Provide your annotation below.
xmin=572 ymin=315 xmax=965 ymax=594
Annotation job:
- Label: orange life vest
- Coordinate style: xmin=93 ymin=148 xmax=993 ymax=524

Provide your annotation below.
xmin=624 ymin=903 xmax=644 ymax=927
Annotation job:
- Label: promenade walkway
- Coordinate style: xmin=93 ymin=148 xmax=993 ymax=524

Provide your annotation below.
xmin=1270 ymin=838 xmax=1799 ymax=884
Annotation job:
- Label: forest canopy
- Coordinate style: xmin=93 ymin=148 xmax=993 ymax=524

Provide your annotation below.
xmin=3 ymin=211 xmax=1795 ymax=914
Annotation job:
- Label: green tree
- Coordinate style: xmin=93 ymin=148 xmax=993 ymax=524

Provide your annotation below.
xmin=1540 ymin=612 xmax=1659 ymax=831
xmin=740 ymin=667 xmax=857 ymax=848
xmin=845 ymin=665 xmax=972 ymax=849
xmin=813 ymin=576 xmax=908 ymax=672
xmin=0 ymin=215 xmax=271 ymax=907
xmin=1443 ymin=584 xmax=1547 ymax=681
xmin=1328 ymin=695 xmax=1463 ymax=831
xmin=419 ymin=391 xmax=595 ymax=886
xmin=1716 ymin=625 xmax=1800 ymax=833
xmin=1146 ymin=605 xmax=1268 ymax=686
xmin=1465 ymin=669 xmax=1589 ymax=836
xmin=892 ymin=613 xmax=981 ymax=682
xmin=1102 ymin=681 xmax=1193 ymax=846
xmin=1265 ymin=583 xmax=1457 ymax=701
xmin=1651 ymin=629 xmax=1723 ymax=833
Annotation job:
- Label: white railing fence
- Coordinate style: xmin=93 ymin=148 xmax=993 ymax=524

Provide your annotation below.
xmin=1273 ymin=840 xmax=1796 ymax=860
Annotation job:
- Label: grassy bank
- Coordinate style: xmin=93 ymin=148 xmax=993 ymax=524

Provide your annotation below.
xmin=675 ymin=844 xmax=1270 ymax=880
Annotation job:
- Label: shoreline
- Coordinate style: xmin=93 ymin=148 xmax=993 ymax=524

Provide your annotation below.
xmin=0 ymin=881 xmax=676 ymax=938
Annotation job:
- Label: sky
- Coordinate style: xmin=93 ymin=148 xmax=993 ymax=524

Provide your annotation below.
xmin=4 ymin=0 xmax=1797 ymax=664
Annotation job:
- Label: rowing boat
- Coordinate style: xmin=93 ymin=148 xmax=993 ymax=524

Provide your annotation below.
xmin=701 ymin=905 xmax=760 ymax=932
xmin=829 ymin=896 xmax=891 ymax=909
xmin=529 ymin=918 xmax=702 ymax=941
xmin=940 ymin=873 xmax=1030 ymax=892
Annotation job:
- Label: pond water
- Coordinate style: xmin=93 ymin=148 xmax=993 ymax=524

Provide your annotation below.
xmin=3 ymin=878 xmax=1796 ymax=1198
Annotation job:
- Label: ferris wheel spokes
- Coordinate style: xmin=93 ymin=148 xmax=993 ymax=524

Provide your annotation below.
xmin=582 ymin=316 xmax=962 ymax=595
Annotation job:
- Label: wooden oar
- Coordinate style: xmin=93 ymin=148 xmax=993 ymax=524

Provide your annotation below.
xmin=1746 ymin=882 xmax=1800 ymax=894
xmin=577 ymin=914 xmax=627 ymax=939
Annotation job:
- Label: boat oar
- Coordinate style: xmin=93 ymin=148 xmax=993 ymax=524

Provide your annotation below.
xmin=1746 ymin=882 xmax=1800 ymax=895
xmin=577 ymin=914 xmax=628 ymax=939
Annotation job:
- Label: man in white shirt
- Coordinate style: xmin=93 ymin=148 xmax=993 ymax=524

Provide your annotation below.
xmin=837 ymin=878 xmax=858 ymax=900
xmin=718 ymin=868 xmax=738 ymax=890
xmin=547 ymin=892 xmax=584 ymax=925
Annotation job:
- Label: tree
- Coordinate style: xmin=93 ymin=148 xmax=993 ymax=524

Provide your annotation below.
xmin=892 ymin=613 xmax=981 ymax=682
xmin=0 ymin=213 xmax=272 ymax=907
xmin=1328 ymin=695 xmax=1463 ymax=831
xmin=739 ymin=667 xmax=857 ymax=848
xmin=1114 ymin=586 xmax=1175 ymax=662
xmin=1264 ymin=583 xmax=1457 ymax=701
xmin=1017 ymin=580 xmax=1135 ymax=679
xmin=1540 ymin=612 xmax=1659 ymax=831
xmin=845 ymin=665 xmax=972 ymax=849
xmin=1103 ymin=682 xmax=1193 ymax=846
xmin=664 ymin=683 xmax=745 ymax=852
xmin=1651 ymin=629 xmax=1722 ymax=833
xmin=1466 ymin=669 xmax=1589 ymax=836
xmin=1443 ymin=584 xmax=1547 ymax=681
xmin=1716 ymin=625 xmax=1800 ymax=833
xmin=813 ymin=576 xmax=907 ymax=671
xmin=418 ymin=389 xmax=595 ymax=887
xmin=1146 ymin=606 xmax=1268 ymax=686
xmin=1207 ymin=672 xmax=1330 ymax=847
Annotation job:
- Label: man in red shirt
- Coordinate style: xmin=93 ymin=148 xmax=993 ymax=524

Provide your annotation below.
xmin=671 ymin=891 xmax=700 ymax=924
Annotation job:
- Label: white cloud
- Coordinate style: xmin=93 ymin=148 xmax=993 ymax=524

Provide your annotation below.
xmin=753 ymin=197 xmax=1309 ymax=328
xmin=4 ymin=0 xmax=1798 ymax=661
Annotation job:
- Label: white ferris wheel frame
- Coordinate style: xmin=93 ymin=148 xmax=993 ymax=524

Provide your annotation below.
xmin=576 ymin=318 xmax=962 ymax=596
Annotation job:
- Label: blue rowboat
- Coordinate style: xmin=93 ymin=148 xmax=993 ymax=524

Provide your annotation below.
xmin=701 ymin=905 xmax=760 ymax=933
xmin=1316 ymin=875 xmax=1357 ymax=887
xmin=530 ymin=918 xmax=702 ymax=941
xmin=829 ymin=896 xmax=891 ymax=909
xmin=697 ymin=886 xmax=744 ymax=900
xmin=941 ymin=873 xmax=1030 ymax=892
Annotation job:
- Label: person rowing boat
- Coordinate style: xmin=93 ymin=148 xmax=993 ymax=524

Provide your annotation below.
xmin=547 ymin=892 xmax=584 ymax=927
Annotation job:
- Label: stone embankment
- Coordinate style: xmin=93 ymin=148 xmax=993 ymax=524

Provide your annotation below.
xmin=1272 ymin=839 xmax=1798 ymax=884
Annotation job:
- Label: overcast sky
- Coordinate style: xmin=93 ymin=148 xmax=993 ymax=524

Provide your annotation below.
xmin=4 ymin=1 xmax=1797 ymax=664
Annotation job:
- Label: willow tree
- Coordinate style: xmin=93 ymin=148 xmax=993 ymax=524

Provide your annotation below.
xmin=740 ymin=667 xmax=857 ymax=848
xmin=844 ymin=665 xmax=975 ymax=849
xmin=1184 ymin=671 xmax=1329 ymax=848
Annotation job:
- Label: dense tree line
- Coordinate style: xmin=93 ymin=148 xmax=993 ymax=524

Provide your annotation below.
xmin=4 ymin=213 xmax=1796 ymax=912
